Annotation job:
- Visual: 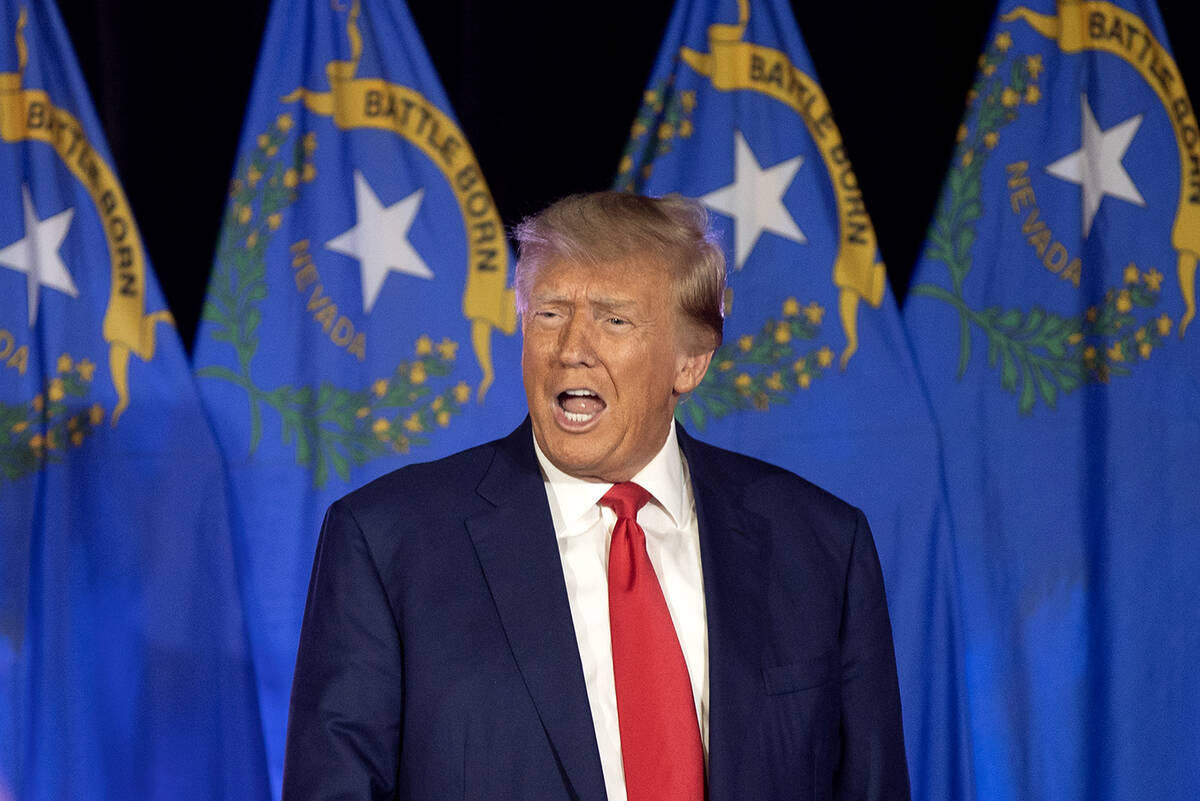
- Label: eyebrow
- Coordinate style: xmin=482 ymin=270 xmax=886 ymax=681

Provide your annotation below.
xmin=528 ymin=292 xmax=641 ymax=312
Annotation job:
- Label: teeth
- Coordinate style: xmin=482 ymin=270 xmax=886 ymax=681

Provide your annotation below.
xmin=563 ymin=411 xmax=597 ymax=423
xmin=563 ymin=389 xmax=596 ymax=396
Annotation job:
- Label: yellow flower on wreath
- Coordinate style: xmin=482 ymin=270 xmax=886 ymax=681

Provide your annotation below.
xmin=454 ymin=382 xmax=472 ymax=404
xmin=802 ymin=301 xmax=825 ymax=326
xmin=1143 ymin=269 xmax=1164 ymax=292
xmin=410 ymin=363 xmax=427 ymax=385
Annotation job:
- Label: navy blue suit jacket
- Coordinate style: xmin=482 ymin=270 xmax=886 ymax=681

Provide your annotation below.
xmin=282 ymin=420 xmax=909 ymax=800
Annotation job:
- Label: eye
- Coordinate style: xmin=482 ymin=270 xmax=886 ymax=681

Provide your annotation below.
xmin=606 ymin=316 xmax=629 ymax=326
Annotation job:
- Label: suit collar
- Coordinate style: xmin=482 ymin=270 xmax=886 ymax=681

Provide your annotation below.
xmin=468 ymin=420 xmax=608 ymax=801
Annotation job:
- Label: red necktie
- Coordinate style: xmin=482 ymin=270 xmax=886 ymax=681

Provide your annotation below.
xmin=602 ymin=482 xmax=705 ymax=801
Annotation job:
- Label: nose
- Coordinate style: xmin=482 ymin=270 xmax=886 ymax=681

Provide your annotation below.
xmin=557 ymin=314 xmax=596 ymax=367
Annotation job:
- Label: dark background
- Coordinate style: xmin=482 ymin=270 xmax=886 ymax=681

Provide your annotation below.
xmin=54 ymin=0 xmax=1200 ymax=353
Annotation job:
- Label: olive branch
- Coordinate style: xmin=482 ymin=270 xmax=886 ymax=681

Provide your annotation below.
xmin=1 ymin=355 xmax=104 ymax=483
xmin=613 ymin=74 xmax=698 ymax=192
xmin=679 ymin=298 xmax=834 ymax=430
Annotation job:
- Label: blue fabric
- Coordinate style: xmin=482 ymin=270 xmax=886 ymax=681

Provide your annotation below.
xmin=904 ymin=1 xmax=1200 ymax=799
xmin=190 ymin=0 xmax=526 ymax=794
xmin=0 ymin=2 xmax=269 ymax=799
xmin=617 ymin=2 xmax=967 ymax=798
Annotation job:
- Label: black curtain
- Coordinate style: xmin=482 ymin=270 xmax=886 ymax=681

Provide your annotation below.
xmin=55 ymin=0 xmax=1200 ymax=352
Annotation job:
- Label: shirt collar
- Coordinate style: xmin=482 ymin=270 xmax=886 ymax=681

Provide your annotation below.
xmin=533 ymin=420 xmax=689 ymax=537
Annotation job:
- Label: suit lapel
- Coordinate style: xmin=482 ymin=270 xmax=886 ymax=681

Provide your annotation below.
xmin=679 ymin=428 xmax=771 ymax=801
xmin=466 ymin=421 xmax=607 ymax=801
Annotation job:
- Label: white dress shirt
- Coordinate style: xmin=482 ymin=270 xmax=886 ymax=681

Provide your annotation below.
xmin=533 ymin=421 xmax=709 ymax=801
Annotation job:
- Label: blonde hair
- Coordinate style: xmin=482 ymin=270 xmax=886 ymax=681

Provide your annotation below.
xmin=513 ymin=192 xmax=726 ymax=350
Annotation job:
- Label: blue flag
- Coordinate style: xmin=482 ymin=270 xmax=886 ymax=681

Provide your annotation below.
xmin=191 ymin=0 xmax=525 ymax=793
xmin=905 ymin=1 xmax=1200 ymax=799
xmin=617 ymin=1 xmax=967 ymax=797
xmin=0 ymin=3 xmax=269 ymax=800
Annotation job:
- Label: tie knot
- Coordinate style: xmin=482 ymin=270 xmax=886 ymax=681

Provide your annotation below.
xmin=600 ymin=482 xmax=652 ymax=520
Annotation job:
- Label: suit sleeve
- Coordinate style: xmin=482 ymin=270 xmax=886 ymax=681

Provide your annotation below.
xmin=834 ymin=509 xmax=911 ymax=801
xmin=282 ymin=501 xmax=403 ymax=801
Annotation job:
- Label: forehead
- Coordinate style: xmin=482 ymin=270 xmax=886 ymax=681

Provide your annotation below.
xmin=528 ymin=257 xmax=674 ymax=301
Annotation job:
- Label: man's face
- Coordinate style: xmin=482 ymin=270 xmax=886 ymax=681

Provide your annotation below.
xmin=521 ymin=257 xmax=712 ymax=483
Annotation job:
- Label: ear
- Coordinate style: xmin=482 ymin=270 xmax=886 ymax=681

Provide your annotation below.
xmin=673 ymin=347 xmax=714 ymax=395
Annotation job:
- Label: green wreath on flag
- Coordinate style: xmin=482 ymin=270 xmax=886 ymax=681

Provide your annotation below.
xmin=910 ymin=29 xmax=1172 ymax=415
xmin=198 ymin=115 xmax=469 ymax=488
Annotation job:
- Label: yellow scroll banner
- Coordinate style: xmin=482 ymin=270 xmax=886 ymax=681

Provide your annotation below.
xmin=679 ymin=0 xmax=886 ymax=367
xmin=0 ymin=8 xmax=168 ymax=424
xmin=282 ymin=0 xmax=516 ymax=400
xmin=1003 ymin=1 xmax=1200 ymax=336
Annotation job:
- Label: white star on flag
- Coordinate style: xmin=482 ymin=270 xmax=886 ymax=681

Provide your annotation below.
xmin=0 ymin=184 xmax=78 ymax=327
xmin=701 ymin=130 xmax=807 ymax=269
xmin=1045 ymin=94 xmax=1145 ymax=237
xmin=325 ymin=170 xmax=433 ymax=314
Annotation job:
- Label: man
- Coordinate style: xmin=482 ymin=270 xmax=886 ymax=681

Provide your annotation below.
xmin=282 ymin=192 xmax=909 ymax=800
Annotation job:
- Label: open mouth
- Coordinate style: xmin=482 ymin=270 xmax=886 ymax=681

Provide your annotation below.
xmin=557 ymin=388 xmax=606 ymax=425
